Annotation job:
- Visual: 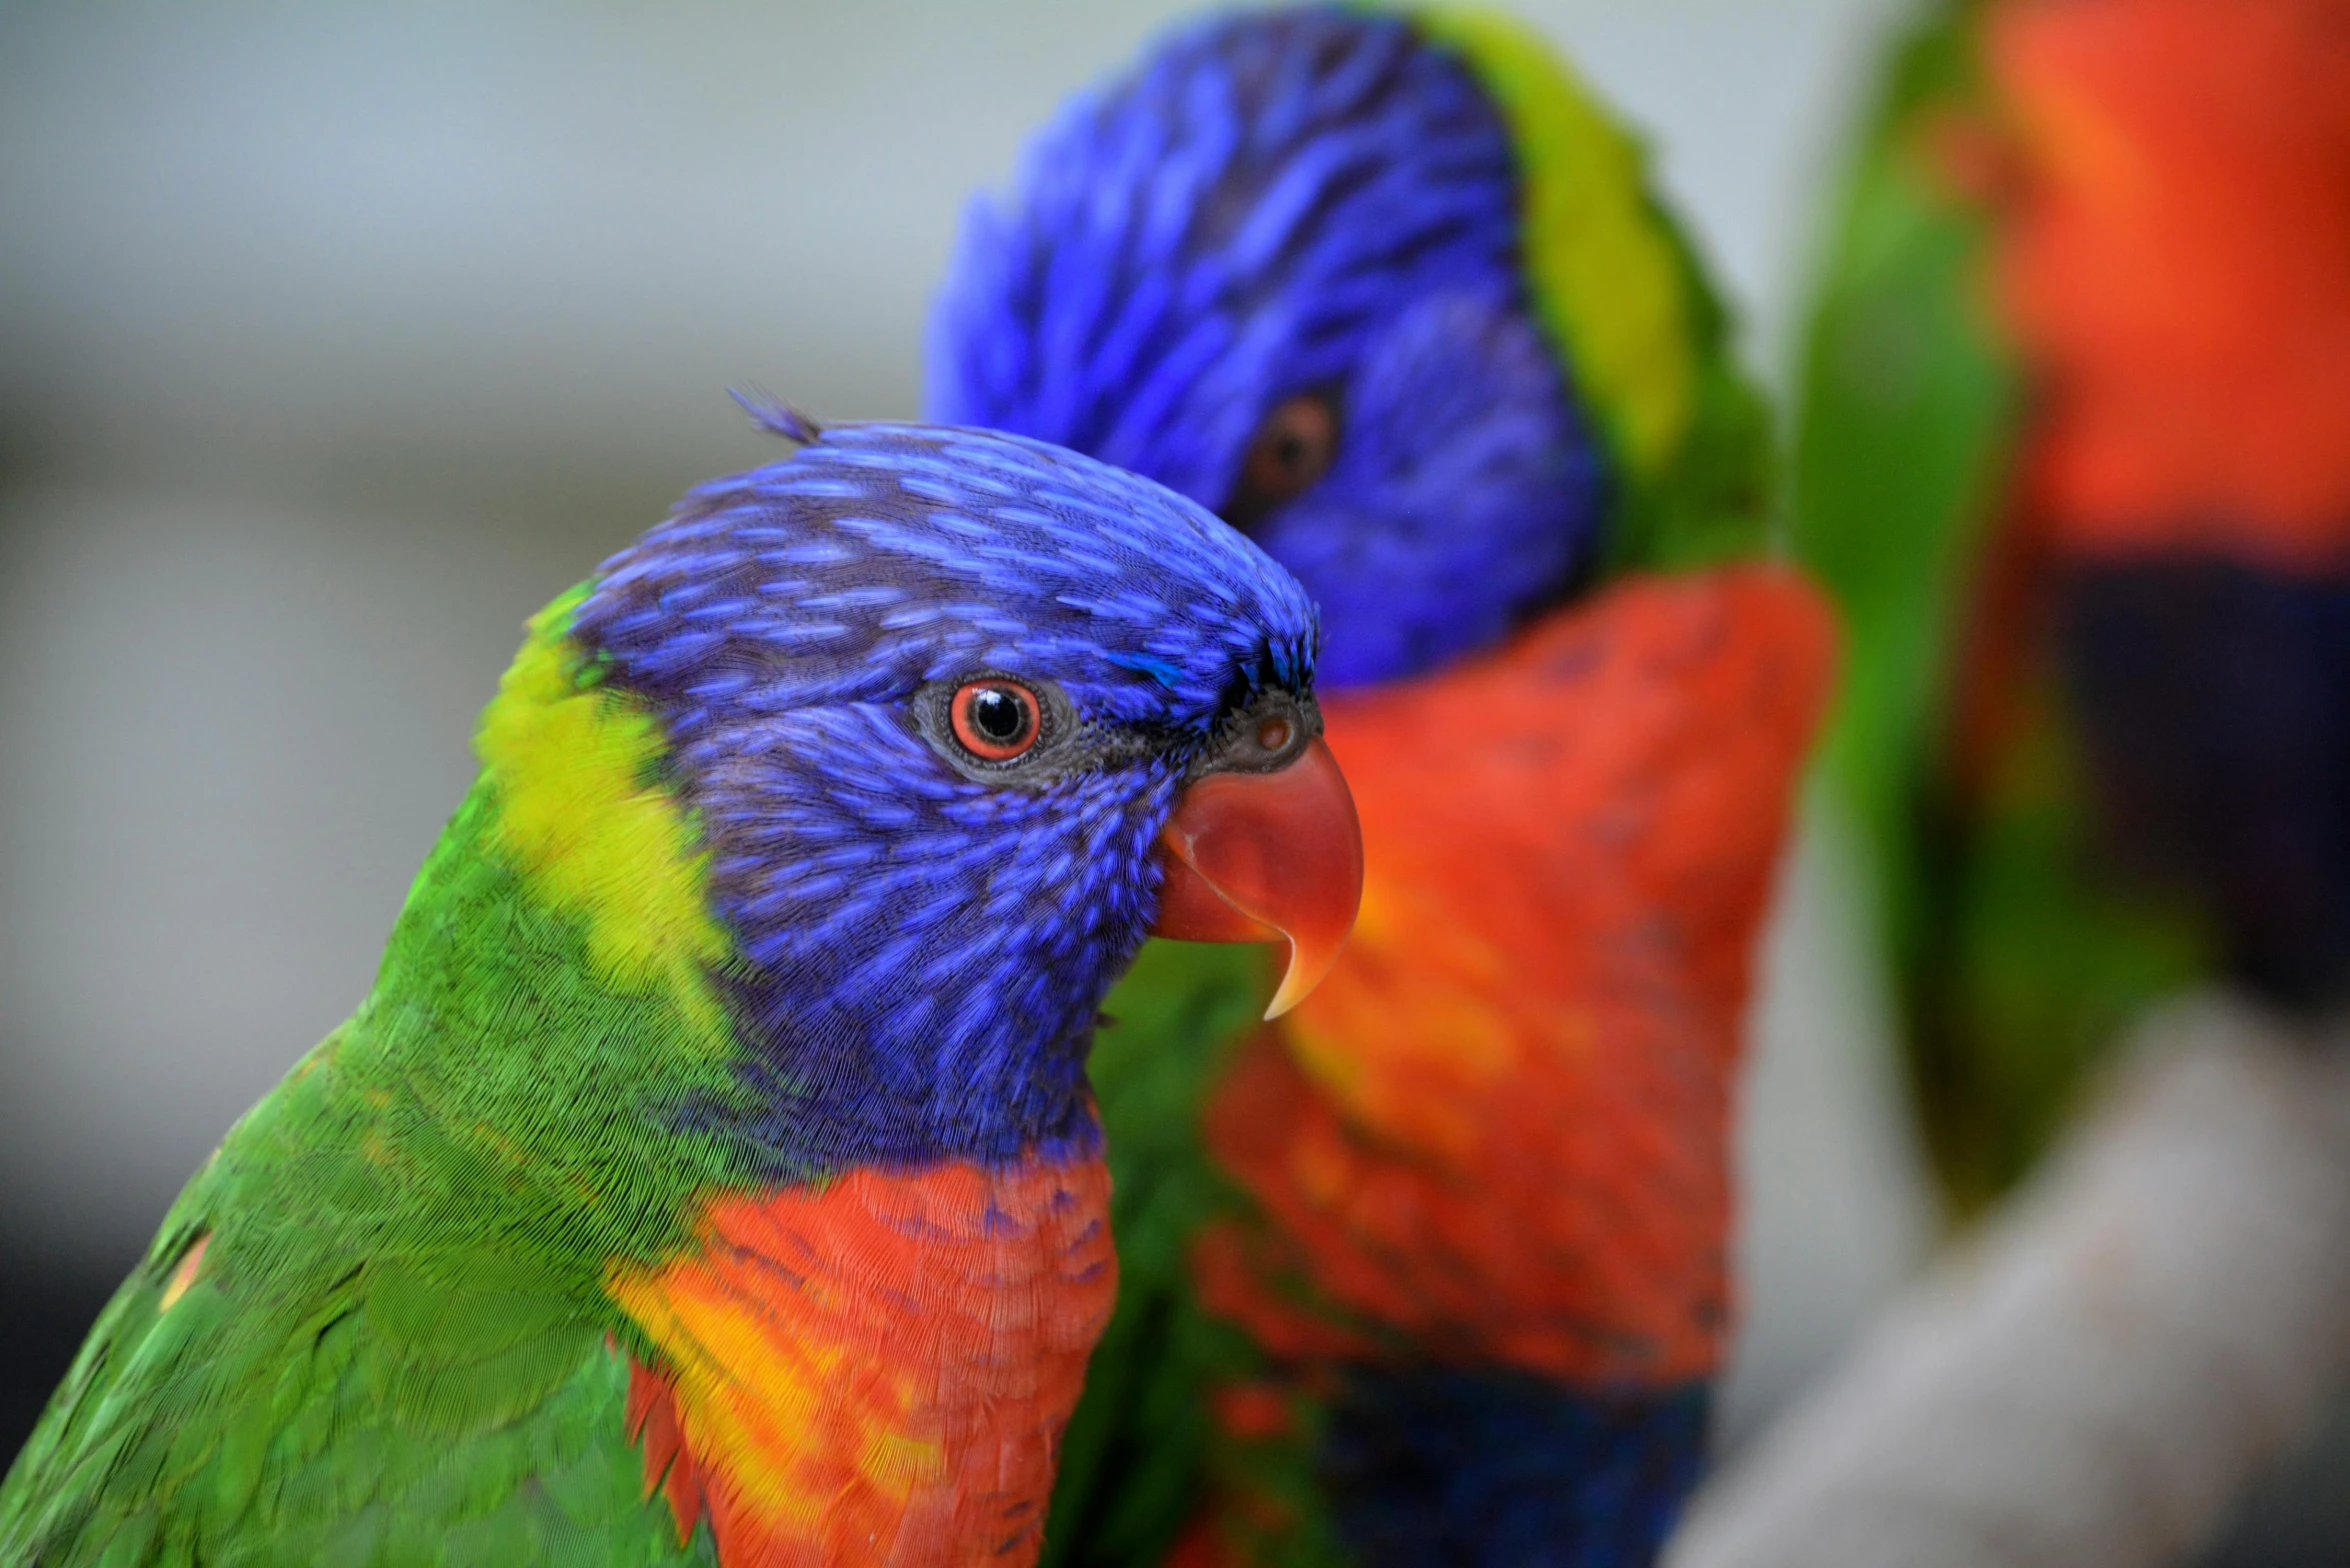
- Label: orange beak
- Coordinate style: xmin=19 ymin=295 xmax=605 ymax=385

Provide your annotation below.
xmin=1150 ymin=737 xmax=1364 ymax=1019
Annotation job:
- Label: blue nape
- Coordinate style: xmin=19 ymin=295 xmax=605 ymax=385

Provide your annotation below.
xmin=930 ymin=6 xmax=1608 ymax=688
xmin=1321 ymin=1365 xmax=1709 ymax=1568
xmin=569 ymin=421 xmax=1320 ymax=1173
xmin=2058 ymin=554 xmax=2350 ymax=1011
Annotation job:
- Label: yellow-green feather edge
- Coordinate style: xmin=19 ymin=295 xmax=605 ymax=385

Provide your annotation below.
xmin=1412 ymin=5 xmax=1698 ymax=478
xmin=475 ymin=584 xmax=733 ymax=1041
xmin=1412 ymin=2 xmax=1775 ymax=574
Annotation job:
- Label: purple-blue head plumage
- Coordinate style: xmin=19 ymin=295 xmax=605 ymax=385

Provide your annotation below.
xmin=570 ymin=419 xmax=1323 ymax=1169
xmin=928 ymin=6 xmax=1607 ymax=688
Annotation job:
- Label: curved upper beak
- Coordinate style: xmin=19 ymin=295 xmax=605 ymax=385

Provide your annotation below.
xmin=1150 ymin=737 xmax=1364 ymax=1020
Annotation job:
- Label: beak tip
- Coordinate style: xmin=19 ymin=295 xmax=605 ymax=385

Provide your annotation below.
xmin=1260 ymin=928 xmax=1351 ymax=1021
xmin=1151 ymin=735 xmax=1364 ymax=1016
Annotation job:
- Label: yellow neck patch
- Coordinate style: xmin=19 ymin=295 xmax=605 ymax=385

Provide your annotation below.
xmin=1410 ymin=5 xmax=1700 ymax=479
xmin=474 ymin=584 xmax=731 ymax=1032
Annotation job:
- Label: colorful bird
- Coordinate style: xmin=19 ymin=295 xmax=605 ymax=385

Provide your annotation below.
xmin=0 ymin=413 xmax=1365 ymax=1567
xmin=931 ymin=9 xmax=1835 ymax=1564
xmin=1792 ymin=0 xmax=2350 ymax=1211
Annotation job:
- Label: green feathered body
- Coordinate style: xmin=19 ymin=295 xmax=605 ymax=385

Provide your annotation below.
xmin=1 ymin=766 xmax=735 ymax=1564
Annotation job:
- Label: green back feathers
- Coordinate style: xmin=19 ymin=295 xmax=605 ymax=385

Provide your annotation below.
xmin=0 ymin=592 xmax=751 ymax=1562
xmin=1413 ymin=3 xmax=1777 ymax=578
xmin=5 ymin=1014 xmax=713 ymax=1565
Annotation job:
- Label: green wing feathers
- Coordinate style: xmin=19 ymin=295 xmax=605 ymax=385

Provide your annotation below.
xmin=0 ymin=780 xmax=733 ymax=1565
xmin=0 ymin=1033 xmax=702 ymax=1565
xmin=1790 ymin=2 xmax=2203 ymax=1208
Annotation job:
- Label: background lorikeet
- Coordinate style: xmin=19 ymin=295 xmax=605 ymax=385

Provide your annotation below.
xmin=1791 ymin=0 xmax=2350 ymax=1213
xmin=930 ymin=9 xmax=1836 ymax=1564
xmin=0 ymin=416 xmax=1365 ymax=1566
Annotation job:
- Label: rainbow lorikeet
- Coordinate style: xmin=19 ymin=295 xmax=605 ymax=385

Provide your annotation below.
xmin=1791 ymin=0 xmax=2350 ymax=1212
xmin=0 ymin=414 xmax=1367 ymax=1567
xmin=930 ymin=9 xmax=1835 ymax=1565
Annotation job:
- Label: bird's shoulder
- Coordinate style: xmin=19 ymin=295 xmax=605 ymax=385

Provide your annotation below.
xmin=0 ymin=1018 xmax=710 ymax=1567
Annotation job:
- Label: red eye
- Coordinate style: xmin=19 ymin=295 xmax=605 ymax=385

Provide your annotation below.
xmin=950 ymin=680 xmax=1043 ymax=762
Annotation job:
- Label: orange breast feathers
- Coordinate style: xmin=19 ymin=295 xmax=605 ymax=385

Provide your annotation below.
xmin=1988 ymin=0 xmax=2350 ymax=562
xmin=1194 ymin=567 xmax=1836 ymax=1388
xmin=608 ymin=1154 xmax=1117 ymax=1568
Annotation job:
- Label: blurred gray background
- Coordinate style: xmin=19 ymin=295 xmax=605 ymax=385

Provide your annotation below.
xmin=1 ymin=0 xmax=1946 ymax=1503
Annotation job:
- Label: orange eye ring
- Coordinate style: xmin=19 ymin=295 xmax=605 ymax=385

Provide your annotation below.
xmin=949 ymin=679 xmax=1043 ymax=762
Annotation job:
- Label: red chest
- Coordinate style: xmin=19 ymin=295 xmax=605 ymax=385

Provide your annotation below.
xmin=1195 ymin=568 xmax=1834 ymax=1386
xmin=611 ymin=1154 xmax=1115 ymax=1568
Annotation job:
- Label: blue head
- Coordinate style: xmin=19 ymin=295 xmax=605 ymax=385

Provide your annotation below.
xmin=568 ymin=418 xmax=1323 ymax=1171
xmin=928 ymin=6 xmax=1609 ymax=688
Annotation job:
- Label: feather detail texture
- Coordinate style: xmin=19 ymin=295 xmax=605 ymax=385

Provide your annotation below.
xmin=611 ymin=1155 xmax=1116 ymax=1567
xmin=0 ymin=419 xmax=1328 ymax=1566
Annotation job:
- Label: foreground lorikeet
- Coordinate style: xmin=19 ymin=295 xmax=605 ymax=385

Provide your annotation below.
xmin=0 ymin=414 xmax=1367 ymax=1566
xmin=930 ymin=9 xmax=1836 ymax=1564
xmin=1792 ymin=0 xmax=2350 ymax=1212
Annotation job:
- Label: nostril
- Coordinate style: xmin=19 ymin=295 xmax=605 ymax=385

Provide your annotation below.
xmin=1257 ymin=717 xmax=1295 ymax=753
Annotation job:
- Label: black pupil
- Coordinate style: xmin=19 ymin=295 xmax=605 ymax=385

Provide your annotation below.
xmin=970 ymin=687 xmax=1029 ymax=746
